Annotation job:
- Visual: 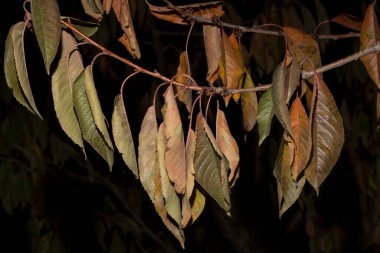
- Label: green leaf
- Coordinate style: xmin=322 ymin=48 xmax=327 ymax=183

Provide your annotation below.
xmin=257 ymin=88 xmax=274 ymax=145
xmin=61 ymin=17 xmax=100 ymax=39
xmin=31 ymin=0 xmax=61 ymax=74
xmin=51 ymin=31 xmax=84 ymax=152
xmin=305 ymin=74 xmax=344 ymax=194
xmin=194 ymin=112 xmax=230 ymax=212
xmin=241 ymin=71 xmax=258 ymax=132
xmin=80 ymin=0 xmax=104 ymax=21
xmin=191 ymin=188 xmax=206 ymax=223
xmin=112 ymin=94 xmax=138 ymax=177
xmin=73 ymin=69 xmax=114 ymax=169
xmin=285 ymin=55 xmax=301 ymax=104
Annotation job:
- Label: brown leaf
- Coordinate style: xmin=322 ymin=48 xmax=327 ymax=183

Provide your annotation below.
xmin=331 ymin=14 xmax=362 ymax=31
xmin=203 ymin=25 xmax=222 ymax=84
xmin=360 ymin=3 xmax=380 ymax=89
xmin=163 ymin=85 xmax=187 ymax=194
xmin=377 ymin=91 xmax=380 ymax=131
xmin=216 ymin=107 xmax=239 ymax=182
xmin=103 ymin=0 xmax=112 ymax=14
xmin=175 ymin=51 xmax=192 ymax=113
xmin=289 ymin=97 xmax=310 ymax=180
xmin=146 ymin=1 xmax=224 ymax=25
xmin=241 ymin=71 xmax=258 ymax=132
xmin=305 ymin=74 xmax=344 ymax=194
xmin=285 ymin=54 xmax=301 ymax=104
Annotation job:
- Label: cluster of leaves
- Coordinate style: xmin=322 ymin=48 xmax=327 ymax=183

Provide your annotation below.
xmin=3 ymin=0 xmax=380 ymax=248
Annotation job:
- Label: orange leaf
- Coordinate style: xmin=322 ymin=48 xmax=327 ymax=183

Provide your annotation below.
xmin=203 ymin=25 xmax=222 ymax=84
xmin=331 ymin=14 xmax=362 ymax=31
xmin=175 ymin=51 xmax=192 ymax=113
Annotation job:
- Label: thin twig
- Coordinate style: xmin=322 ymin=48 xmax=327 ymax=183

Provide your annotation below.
xmin=316 ymin=32 xmax=360 ymax=40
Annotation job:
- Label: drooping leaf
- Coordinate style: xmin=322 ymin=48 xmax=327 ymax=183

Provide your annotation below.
xmin=289 ymin=97 xmax=310 ymax=180
xmin=31 ymin=0 xmax=61 ymax=74
xmin=219 ymin=31 xmax=245 ymax=106
xmin=360 ymin=3 xmax=380 ymax=89
xmin=194 ymin=112 xmax=230 ymax=212
xmin=190 ymin=188 xmax=206 ymax=223
xmin=146 ymin=1 xmax=224 ymax=25
xmin=203 ymin=25 xmax=222 ymax=84
xmin=305 ymin=74 xmax=344 ymax=193
xmin=331 ymin=14 xmax=362 ymax=31
xmin=163 ymin=85 xmax=187 ymax=194
xmin=241 ymin=71 xmax=258 ymax=132
xmin=157 ymin=123 xmax=182 ymax=225
xmin=103 ymin=0 xmax=113 ymax=14
xmin=80 ymin=0 xmax=104 ymax=21
xmin=66 ymin=18 xmax=99 ymax=39
xmin=51 ymin=31 xmax=84 ymax=152
xmin=73 ymin=69 xmax=114 ymax=169
xmin=285 ymin=55 xmax=301 ymax=104
xmin=175 ymin=51 xmax=192 ymax=113
xmin=257 ymin=88 xmax=274 ymax=145
xmin=112 ymin=0 xmax=141 ymax=58
xmin=216 ymin=107 xmax=239 ymax=182
xmin=273 ymin=138 xmax=306 ymax=218
xmin=111 ymin=95 xmax=138 ymax=177
xmin=272 ymin=61 xmax=294 ymax=139
xmin=9 ymin=22 xmax=42 ymax=118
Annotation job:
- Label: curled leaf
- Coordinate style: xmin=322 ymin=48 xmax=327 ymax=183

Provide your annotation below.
xmin=175 ymin=51 xmax=192 ymax=113
xmin=80 ymin=0 xmax=104 ymax=21
xmin=204 ymin=25 xmax=222 ymax=84
xmin=257 ymin=88 xmax=274 ymax=145
xmin=331 ymin=14 xmax=362 ymax=31
xmin=241 ymin=71 xmax=258 ymax=132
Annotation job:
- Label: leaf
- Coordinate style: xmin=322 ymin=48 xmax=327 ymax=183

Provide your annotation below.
xmin=331 ymin=14 xmax=362 ymax=31
xmin=289 ymin=97 xmax=310 ymax=180
xmin=112 ymin=94 xmax=138 ymax=177
xmin=51 ymin=31 xmax=84 ymax=152
xmin=163 ymin=85 xmax=187 ymax=194
xmin=103 ymin=0 xmax=113 ymax=14
xmin=220 ymin=31 xmax=245 ymax=106
xmin=157 ymin=123 xmax=182 ymax=225
xmin=112 ymin=0 xmax=141 ymax=59
xmin=377 ymin=91 xmax=380 ymax=131
xmin=146 ymin=1 xmax=224 ymax=25
xmin=360 ymin=3 xmax=380 ymax=89
xmin=73 ymin=69 xmax=114 ymax=169
xmin=175 ymin=51 xmax=192 ymax=113
xmin=31 ymin=0 xmax=61 ymax=74
xmin=257 ymin=88 xmax=274 ymax=145
xmin=9 ymin=22 xmax=42 ymax=118
xmin=204 ymin=25 xmax=222 ymax=84
xmin=191 ymin=188 xmax=206 ymax=223
xmin=80 ymin=0 xmax=104 ymax=21
xmin=272 ymin=61 xmax=294 ymax=139
xmin=285 ymin=55 xmax=301 ymax=104
xmin=305 ymin=74 xmax=344 ymax=193
xmin=273 ymin=138 xmax=306 ymax=218
xmin=194 ymin=112 xmax=230 ymax=212
xmin=241 ymin=71 xmax=258 ymax=132
xmin=216 ymin=107 xmax=239 ymax=182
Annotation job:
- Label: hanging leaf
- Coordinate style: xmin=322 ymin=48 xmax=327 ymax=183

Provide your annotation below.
xmin=331 ymin=14 xmax=362 ymax=31
xmin=80 ymin=0 xmax=104 ymax=21
xmin=146 ymin=1 xmax=224 ymax=25
xmin=219 ymin=31 xmax=245 ymax=106
xmin=51 ymin=31 xmax=84 ymax=152
xmin=241 ymin=71 xmax=258 ymax=132
xmin=190 ymin=188 xmax=206 ymax=223
xmin=305 ymin=74 xmax=344 ymax=193
xmin=272 ymin=61 xmax=294 ymax=139
xmin=157 ymin=123 xmax=182 ymax=225
xmin=377 ymin=91 xmax=380 ymax=131
xmin=175 ymin=51 xmax=193 ymax=113
xmin=111 ymin=95 xmax=138 ymax=177
xmin=216 ymin=107 xmax=239 ymax=182
xmin=162 ymin=85 xmax=187 ymax=195
xmin=273 ymin=138 xmax=306 ymax=218
xmin=103 ymin=0 xmax=113 ymax=14
xmin=360 ymin=3 xmax=380 ymax=89
xmin=194 ymin=112 xmax=230 ymax=212
xmin=257 ymin=88 xmax=274 ymax=145
xmin=285 ymin=55 xmax=301 ymax=104
xmin=289 ymin=97 xmax=310 ymax=180
xmin=8 ymin=22 xmax=42 ymax=118
xmin=204 ymin=25 xmax=222 ymax=84
xmin=73 ymin=69 xmax=114 ymax=169
xmin=31 ymin=0 xmax=61 ymax=74
xmin=112 ymin=0 xmax=141 ymax=59
xmin=66 ymin=18 xmax=99 ymax=40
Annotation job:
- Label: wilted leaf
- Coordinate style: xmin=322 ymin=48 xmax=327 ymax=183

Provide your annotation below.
xmin=51 ymin=31 xmax=84 ymax=152
xmin=163 ymin=85 xmax=187 ymax=194
xmin=257 ymin=88 xmax=274 ymax=145
xmin=31 ymin=0 xmax=61 ymax=74
xmin=216 ymin=107 xmax=239 ymax=182
xmin=112 ymin=95 xmax=138 ymax=177
xmin=289 ymin=97 xmax=310 ymax=180
xmin=360 ymin=3 xmax=380 ymax=89
xmin=191 ymin=188 xmax=206 ymax=223
xmin=285 ymin=55 xmax=301 ymax=104
xmin=305 ymin=74 xmax=344 ymax=193
xmin=9 ymin=22 xmax=42 ymax=118
xmin=113 ymin=0 xmax=141 ymax=59
xmin=331 ymin=14 xmax=362 ymax=31
xmin=204 ymin=25 xmax=222 ymax=84
xmin=194 ymin=112 xmax=230 ymax=212
xmin=272 ymin=61 xmax=294 ymax=139
xmin=73 ymin=69 xmax=114 ymax=169
xmin=241 ymin=71 xmax=258 ymax=132
xmin=157 ymin=123 xmax=182 ymax=225
xmin=175 ymin=51 xmax=192 ymax=113
xmin=273 ymin=138 xmax=306 ymax=217
xmin=103 ymin=0 xmax=113 ymax=14
xmin=146 ymin=1 xmax=224 ymax=25
xmin=80 ymin=0 xmax=104 ymax=21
